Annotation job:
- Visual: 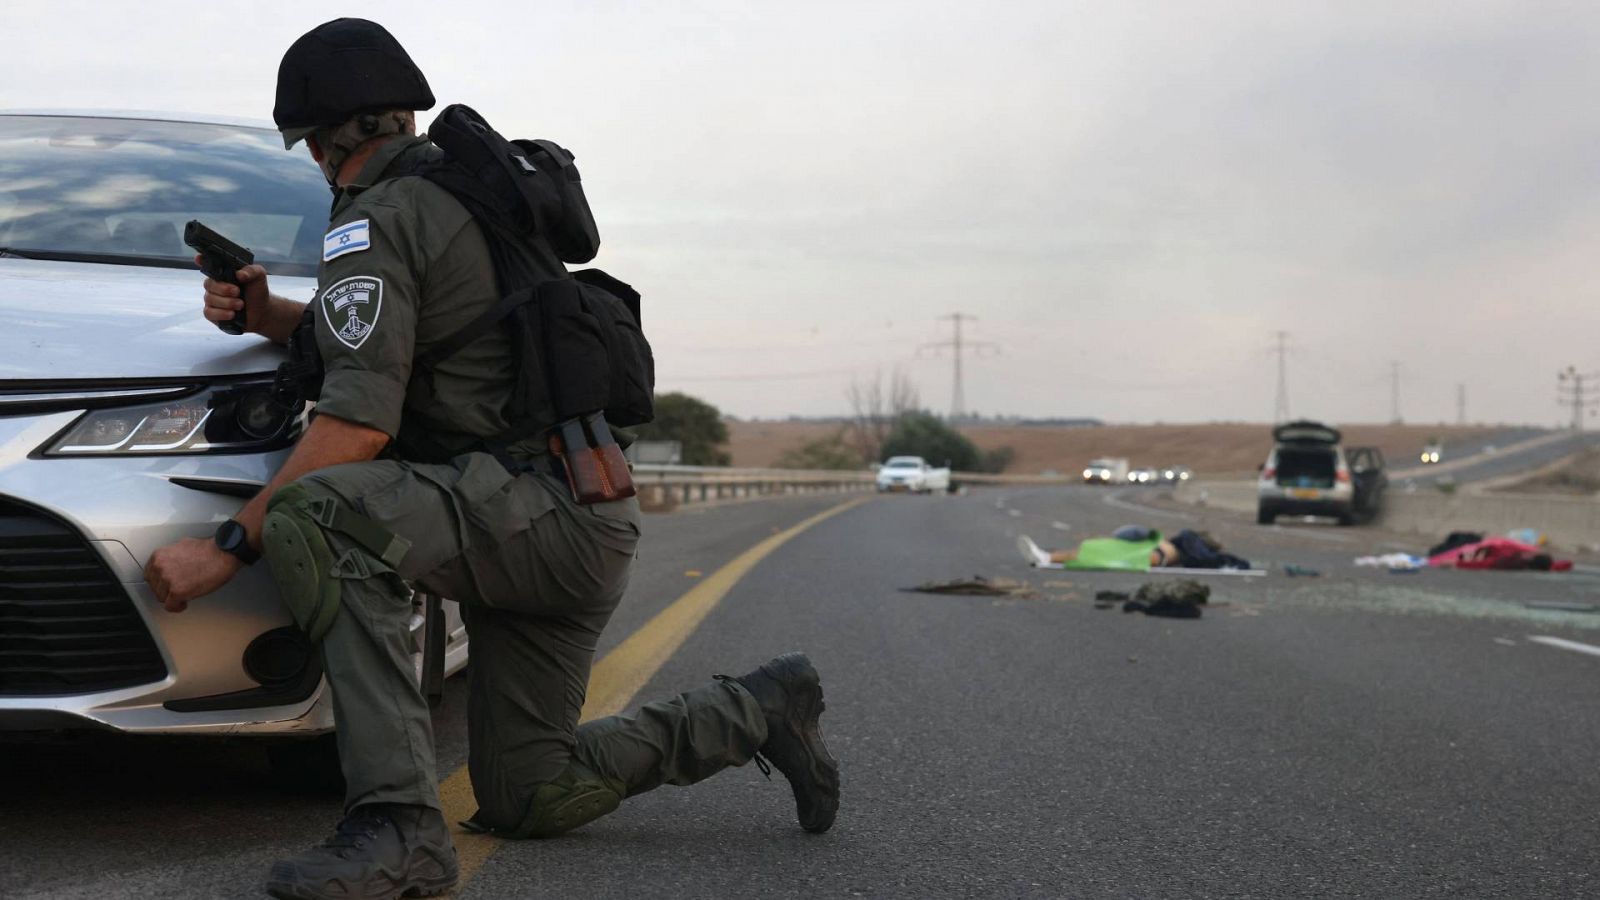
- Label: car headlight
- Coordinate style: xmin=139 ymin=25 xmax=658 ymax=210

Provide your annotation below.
xmin=41 ymin=380 xmax=303 ymax=456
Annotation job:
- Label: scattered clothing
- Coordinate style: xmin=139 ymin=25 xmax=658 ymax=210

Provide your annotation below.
xmin=1426 ymin=531 xmax=1484 ymax=559
xmin=1355 ymin=553 xmax=1425 ymax=571
xmin=1427 ymin=537 xmax=1572 ymax=572
xmin=906 ymin=576 xmax=1037 ymax=597
xmin=1506 ymin=528 xmax=1548 ymax=547
xmin=1283 ymin=564 xmax=1321 ymax=577
xmin=1169 ymin=529 xmax=1252 ymax=570
xmin=1112 ymin=524 xmax=1157 ymax=542
xmin=1093 ymin=589 xmax=1129 ymax=610
xmin=1122 ymin=579 xmax=1209 ymax=618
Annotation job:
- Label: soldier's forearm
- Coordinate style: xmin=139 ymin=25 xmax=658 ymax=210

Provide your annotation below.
xmin=236 ymin=414 xmax=392 ymax=551
xmin=259 ymin=294 xmax=309 ymax=345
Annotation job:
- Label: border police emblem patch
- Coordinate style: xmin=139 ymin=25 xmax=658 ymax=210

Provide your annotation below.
xmin=319 ymin=276 xmax=384 ymax=350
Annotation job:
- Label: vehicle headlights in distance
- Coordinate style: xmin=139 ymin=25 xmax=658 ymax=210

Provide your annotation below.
xmin=42 ymin=381 xmax=303 ymax=456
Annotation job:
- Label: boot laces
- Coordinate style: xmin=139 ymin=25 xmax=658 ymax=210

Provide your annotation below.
xmin=752 ymin=752 xmax=773 ymax=781
xmin=322 ymin=808 xmax=391 ymax=856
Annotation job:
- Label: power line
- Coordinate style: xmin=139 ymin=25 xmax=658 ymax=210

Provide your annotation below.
xmin=1457 ymin=383 xmax=1466 ymax=427
xmin=1557 ymin=365 xmax=1600 ymax=431
xmin=1271 ymin=331 xmax=1291 ymax=423
xmin=919 ymin=313 xmax=997 ymax=419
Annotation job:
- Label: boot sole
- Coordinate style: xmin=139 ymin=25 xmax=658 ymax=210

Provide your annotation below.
xmin=265 ymin=854 xmax=459 ymax=900
xmin=764 ymin=653 xmax=840 ymax=833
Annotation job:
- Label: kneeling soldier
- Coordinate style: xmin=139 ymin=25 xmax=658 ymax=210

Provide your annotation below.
xmin=142 ymin=18 xmax=839 ymax=900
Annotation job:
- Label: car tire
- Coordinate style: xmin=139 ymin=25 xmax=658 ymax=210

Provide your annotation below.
xmin=1256 ymin=505 xmax=1275 ymax=525
xmin=1336 ymin=513 xmax=1356 ymax=527
xmin=267 ymin=733 xmax=346 ymax=795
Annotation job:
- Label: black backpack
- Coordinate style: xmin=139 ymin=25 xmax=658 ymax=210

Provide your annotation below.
xmin=409 ymin=104 xmax=655 ymax=437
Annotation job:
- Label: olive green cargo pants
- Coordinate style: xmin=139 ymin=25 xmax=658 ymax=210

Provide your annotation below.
xmin=267 ymin=452 xmax=768 ymax=831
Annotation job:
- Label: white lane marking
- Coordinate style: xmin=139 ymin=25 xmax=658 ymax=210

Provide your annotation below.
xmin=1493 ymin=637 xmax=1518 ymax=647
xmin=1007 ymin=509 xmax=1022 ymax=518
xmin=1050 ymin=521 xmax=1072 ymax=532
xmin=1528 ymin=635 xmax=1600 ymax=658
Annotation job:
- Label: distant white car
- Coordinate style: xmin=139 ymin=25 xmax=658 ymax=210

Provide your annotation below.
xmin=1082 ymin=457 xmax=1130 ymax=485
xmin=1161 ymin=465 xmax=1193 ymax=484
xmin=876 ymin=456 xmax=950 ymax=493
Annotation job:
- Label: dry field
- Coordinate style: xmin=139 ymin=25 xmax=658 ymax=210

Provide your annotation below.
xmin=726 ymin=421 xmax=1504 ymax=477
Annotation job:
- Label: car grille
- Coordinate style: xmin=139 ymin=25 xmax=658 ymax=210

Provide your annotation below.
xmin=0 ymin=497 xmax=166 ymax=695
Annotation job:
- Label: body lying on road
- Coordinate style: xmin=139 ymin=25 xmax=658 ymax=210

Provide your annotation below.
xmin=1018 ymin=526 xmax=1253 ymax=572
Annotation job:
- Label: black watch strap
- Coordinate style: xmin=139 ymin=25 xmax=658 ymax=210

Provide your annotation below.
xmin=215 ymin=518 xmax=261 ymax=565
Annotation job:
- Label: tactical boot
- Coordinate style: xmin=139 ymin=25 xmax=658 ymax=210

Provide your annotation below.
xmin=265 ymin=803 xmax=458 ymax=900
xmin=734 ymin=652 xmax=840 ymax=833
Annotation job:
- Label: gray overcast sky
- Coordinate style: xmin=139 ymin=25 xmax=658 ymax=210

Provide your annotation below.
xmin=4 ymin=0 xmax=1597 ymax=425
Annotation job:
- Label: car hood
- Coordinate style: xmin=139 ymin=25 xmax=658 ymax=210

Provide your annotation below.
xmin=0 ymin=257 xmax=318 ymax=380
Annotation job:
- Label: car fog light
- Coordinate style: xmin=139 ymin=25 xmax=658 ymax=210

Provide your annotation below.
xmin=234 ymin=388 xmax=290 ymax=440
xmin=244 ymin=627 xmax=313 ymax=686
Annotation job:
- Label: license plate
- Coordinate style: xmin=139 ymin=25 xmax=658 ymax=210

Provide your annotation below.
xmin=1289 ymin=488 xmax=1321 ymax=499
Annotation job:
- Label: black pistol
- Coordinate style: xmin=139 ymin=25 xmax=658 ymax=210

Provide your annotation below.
xmin=184 ymin=220 xmax=255 ymax=336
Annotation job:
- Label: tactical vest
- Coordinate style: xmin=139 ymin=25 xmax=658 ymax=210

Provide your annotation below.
xmin=276 ymin=105 xmax=655 ymax=464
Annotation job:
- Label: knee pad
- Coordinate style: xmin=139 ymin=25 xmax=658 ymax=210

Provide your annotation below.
xmin=495 ymin=766 xmax=625 ymax=839
xmin=263 ymin=483 xmax=344 ymax=642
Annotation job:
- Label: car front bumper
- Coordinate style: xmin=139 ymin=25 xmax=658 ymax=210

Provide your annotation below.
xmin=0 ymin=408 xmax=333 ymax=735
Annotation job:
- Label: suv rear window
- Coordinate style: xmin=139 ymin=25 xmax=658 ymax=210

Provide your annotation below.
xmin=1276 ymin=447 xmax=1336 ymax=487
xmin=0 ymin=115 xmax=328 ymax=276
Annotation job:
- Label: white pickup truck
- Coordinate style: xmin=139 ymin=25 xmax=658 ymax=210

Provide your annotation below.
xmin=876 ymin=456 xmax=952 ymax=493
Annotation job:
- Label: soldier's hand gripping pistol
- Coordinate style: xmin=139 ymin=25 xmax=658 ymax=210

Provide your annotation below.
xmin=548 ymin=412 xmax=636 ymax=505
xmin=184 ymin=220 xmax=255 ymax=336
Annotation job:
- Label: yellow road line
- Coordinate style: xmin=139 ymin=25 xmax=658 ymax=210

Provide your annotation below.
xmin=440 ymin=495 xmax=871 ymax=894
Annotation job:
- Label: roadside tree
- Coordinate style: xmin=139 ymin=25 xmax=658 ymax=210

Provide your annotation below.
xmin=632 ymin=392 xmax=732 ymax=466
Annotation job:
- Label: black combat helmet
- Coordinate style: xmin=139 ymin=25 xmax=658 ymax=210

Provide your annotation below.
xmin=274 ymin=18 xmax=435 ymax=149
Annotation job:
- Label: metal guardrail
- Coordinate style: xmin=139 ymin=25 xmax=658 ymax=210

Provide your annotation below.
xmin=627 ymin=465 xmax=1094 ymax=507
xmin=630 ymin=464 xmax=876 ymax=507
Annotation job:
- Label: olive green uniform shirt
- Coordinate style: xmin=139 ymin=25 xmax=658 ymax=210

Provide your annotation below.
xmin=313 ymin=135 xmax=516 ymax=461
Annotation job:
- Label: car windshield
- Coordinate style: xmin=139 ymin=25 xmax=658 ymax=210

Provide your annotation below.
xmin=0 ymin=115 xmax=328 ymax=277
xmin=886 ymin=459 xmax=920 ymax=468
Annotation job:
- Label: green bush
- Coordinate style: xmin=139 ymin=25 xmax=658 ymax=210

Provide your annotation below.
xmin=775 ymin=430 xmax=864 ymax=470
xmin=631 ymin=392 xmax=731 ymax=466
xmin=880 ymin=412 xmax=1011 ymax=473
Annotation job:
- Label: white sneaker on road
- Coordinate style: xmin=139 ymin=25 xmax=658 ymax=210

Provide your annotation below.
xmin=1017 ymin=535 xmax=1051 ymax=567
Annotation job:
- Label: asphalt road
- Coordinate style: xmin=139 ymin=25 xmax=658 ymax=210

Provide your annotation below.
xmin=1390 ymin=427 xmax=1598 ymax=487
xmin=7 ymin=487 xmax=1600 ymax=898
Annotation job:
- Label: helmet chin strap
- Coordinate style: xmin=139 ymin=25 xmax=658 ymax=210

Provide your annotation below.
xmin=315 ymin=111 xmax=412 ymax=190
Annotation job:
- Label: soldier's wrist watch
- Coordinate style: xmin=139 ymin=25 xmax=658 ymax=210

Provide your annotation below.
xmin=214 ymin=518 xmax=260 ymax=565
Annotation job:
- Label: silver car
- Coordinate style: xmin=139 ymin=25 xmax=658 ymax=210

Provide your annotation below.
xmin=0 ymin=112 xmax=466 ymax=777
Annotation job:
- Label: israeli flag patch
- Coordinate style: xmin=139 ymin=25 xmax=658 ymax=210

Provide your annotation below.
xmin=323 ymin=219 xmax=371 ymax=261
